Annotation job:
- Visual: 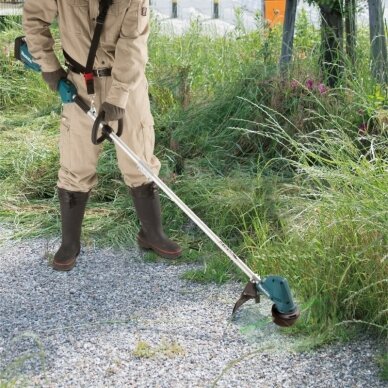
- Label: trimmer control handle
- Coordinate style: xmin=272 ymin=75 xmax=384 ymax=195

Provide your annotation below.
xmin=91 ymin=111 xmax=123 ymax=145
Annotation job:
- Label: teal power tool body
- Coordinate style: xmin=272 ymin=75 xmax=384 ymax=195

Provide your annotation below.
xmin=15 ymin=36 xmax=300 ymax=327
xmin=14 ymin=36 xmax=122 ymax=143
xmin=14 ymin=37 xmax=77 ymax=104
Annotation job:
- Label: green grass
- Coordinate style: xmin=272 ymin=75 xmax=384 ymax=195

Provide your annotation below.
xmin=378 ymin=352 xmax=388 ymax=381
xmin=241 ymin=124 xmax=387 ymax=334
xmin=0 ymin=332 xmax=47 ymax=386
xmin=0 ymin=12 xmax=387 ymax=358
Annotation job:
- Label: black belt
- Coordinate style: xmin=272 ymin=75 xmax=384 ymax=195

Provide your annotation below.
xmin=66 ymin=62 xmax=112 ymax=77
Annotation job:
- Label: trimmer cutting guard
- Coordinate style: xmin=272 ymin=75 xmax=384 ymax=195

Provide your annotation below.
xmin=233 ymin=276 xmax=300 ymax=327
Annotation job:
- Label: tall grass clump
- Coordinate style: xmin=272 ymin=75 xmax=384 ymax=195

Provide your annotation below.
xmin=229 ymin=81 xmax=387 ymax=337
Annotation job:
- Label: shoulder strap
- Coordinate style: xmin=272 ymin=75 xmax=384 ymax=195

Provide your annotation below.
xmin=84 ymin=0 xmax=113 ymax=95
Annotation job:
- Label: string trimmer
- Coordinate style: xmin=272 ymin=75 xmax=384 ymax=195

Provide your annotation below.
xmin=15 ymin=36 xmax=300 ymax=327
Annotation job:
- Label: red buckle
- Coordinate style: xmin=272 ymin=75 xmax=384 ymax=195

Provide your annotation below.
xmin=84 ymin=72 xmax=94 ymax=81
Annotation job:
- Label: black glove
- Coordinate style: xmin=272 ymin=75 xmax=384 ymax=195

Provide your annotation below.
xmin=42 ymin=68 xmax=67 ymax=91
xmin=100 ymin=102 xmax=125 ymax=122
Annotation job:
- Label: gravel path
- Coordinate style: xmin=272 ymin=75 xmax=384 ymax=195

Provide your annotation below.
xmin=0 ymin=230 xmax=385 ymax=387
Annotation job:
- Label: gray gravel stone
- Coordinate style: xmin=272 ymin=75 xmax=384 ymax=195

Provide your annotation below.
xmin=0 ymin=231 xmax=385 ymax=387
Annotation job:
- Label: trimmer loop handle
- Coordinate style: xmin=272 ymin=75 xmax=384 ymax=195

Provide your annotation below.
xmin=91 ymin=111 xmax=123 ymax=145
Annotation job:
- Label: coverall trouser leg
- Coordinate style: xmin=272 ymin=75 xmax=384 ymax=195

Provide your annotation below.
xmin=57 ymin=71 xmax=161 ymax=192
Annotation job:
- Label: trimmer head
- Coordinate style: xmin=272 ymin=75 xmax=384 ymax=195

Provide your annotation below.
xmin=233 ymin=276 xmax=300 ymax=327
xmin=271 ymin=304 xmax=300 ymax=327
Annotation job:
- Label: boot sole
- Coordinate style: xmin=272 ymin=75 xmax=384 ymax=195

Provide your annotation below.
xmin=52 ymin=250 xmax=80 ymax=271
xmin=52 ymin=259 xmax=76 ymax=271
xmin=138 ymin=237 xmax=182 ymax=260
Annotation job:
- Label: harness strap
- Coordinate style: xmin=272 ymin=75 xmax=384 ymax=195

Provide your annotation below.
xmin=65 ymin=59 xmax=112 ymax=77
xmin=63 ymin=50 xmax=86 ymax=72
xmin=84 ymin=0 xmax=112 ymax=94
xmin=64 ymin=0 xmax=113 ymax=95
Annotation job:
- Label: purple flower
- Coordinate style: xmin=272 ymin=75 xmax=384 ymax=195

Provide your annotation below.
xmin=317 ymin=83 xmax=327 ymax=94
xmin=305 ymin=79 xmax=314 ymax=90
xmin=290 ymin=79 xmax=299 ymax=90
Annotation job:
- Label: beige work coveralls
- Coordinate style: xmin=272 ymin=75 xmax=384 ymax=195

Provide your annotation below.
xmin=23 ymin=0 xmax=161 ymax=191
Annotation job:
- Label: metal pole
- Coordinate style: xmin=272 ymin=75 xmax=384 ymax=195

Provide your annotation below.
xmin=279 ymin=0 xmax=297 ymax=74
xmin=172 ymin=0 xmax=178 ymax=18
xmin=213 ymin=0 xmax=219 ymax=19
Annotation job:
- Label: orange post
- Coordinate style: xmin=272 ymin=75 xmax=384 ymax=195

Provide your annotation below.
xmin=264 ymin=0 xmax=286 ymax=26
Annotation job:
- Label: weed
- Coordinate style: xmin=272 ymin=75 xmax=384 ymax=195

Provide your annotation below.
xmin=132 ymin=341 xmax=154 ymax=358
xmin=132 ymin=339 xmax=184 ymax=359
xmin=158 ymin=339 xmax=185 ymax=358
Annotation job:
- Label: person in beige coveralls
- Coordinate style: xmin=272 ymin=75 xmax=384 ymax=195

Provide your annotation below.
xmin=23 ymin=0 xmax=182 ymax=271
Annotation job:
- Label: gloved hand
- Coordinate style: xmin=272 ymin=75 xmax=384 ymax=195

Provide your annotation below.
xmin=100 ymin=102 xmax=125 ymax=122
xmin=42 ymin=68 xmax=67 ymax=91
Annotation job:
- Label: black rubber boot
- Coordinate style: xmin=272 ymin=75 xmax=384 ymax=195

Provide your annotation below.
xmin=130 ymin=182 xmax=182 ymax=259
xmin=53 ymin=187 xmax=89 ymax=271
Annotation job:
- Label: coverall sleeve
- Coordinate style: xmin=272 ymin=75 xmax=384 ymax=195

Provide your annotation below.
xmin=105 ymin=0 xmax=150 ymax=109
xmin=22 ymin=0 xmax=61 ymax=72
